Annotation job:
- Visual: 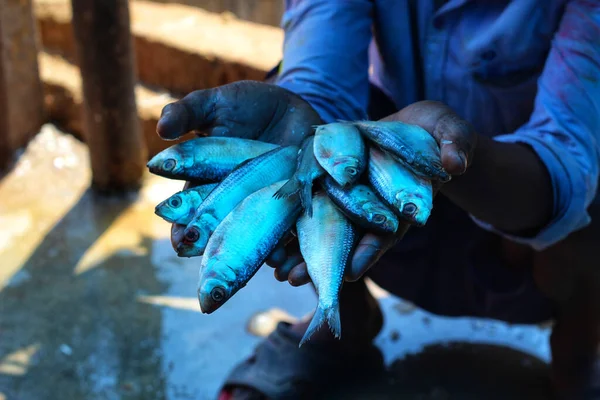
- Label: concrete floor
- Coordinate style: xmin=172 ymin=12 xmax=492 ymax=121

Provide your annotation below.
xmin=0 ymin=125 xmax=554 ymax=400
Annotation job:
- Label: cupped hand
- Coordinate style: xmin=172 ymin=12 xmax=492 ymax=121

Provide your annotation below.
xmin=157 ymin=80 xmax=323 ymax=251
xmin=157 ymin=80 xmax=322 ymax=146
xmin=271 ymin=100 xmax=478 ymax=286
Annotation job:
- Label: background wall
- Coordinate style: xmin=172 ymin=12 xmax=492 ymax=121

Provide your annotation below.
xmin=145 ymin=0 xmax=284 ymax=26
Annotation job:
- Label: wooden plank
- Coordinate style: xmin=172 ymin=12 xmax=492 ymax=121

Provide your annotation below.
xmin=0 ymin=0 xmax=45 ymax=159
xmin=0 ymin=0 xmax=12 ymax=171
xmin=71 ymin=0 xmax=147 ymax=192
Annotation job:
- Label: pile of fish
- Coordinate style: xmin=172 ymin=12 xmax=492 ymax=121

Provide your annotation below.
xmin=148 ymin=121 xmax=449 ymax=345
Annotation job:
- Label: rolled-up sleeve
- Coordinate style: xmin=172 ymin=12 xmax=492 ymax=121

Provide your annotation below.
xmin=275 ymin=0 xmax=373 ymax=122
xmin=472 ymin=0 xmax=600 ymax=251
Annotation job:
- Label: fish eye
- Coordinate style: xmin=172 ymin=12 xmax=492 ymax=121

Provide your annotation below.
xmin=210 ymin=286 xmax=226 ymax=302
xmin=372 ymin=214 xmax=387 ymax=224
xmin=184 ymin=227 xmax=200 ymax=243
xmin=163 ymin=158 xmax=177 ymax=171
xmin=345 ymin=167 xmax=358 ymax=176
xmin=402 ymin=203 xmax=418 ymax=216
xmin=169 ymin=196 xmax=182 ymax=208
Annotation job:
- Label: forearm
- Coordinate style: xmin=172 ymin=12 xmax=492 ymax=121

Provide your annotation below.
xmin=440 ymin=134 xmax=553 ymax=234
xmin=275 ymin=0 xmax=373 ymax=122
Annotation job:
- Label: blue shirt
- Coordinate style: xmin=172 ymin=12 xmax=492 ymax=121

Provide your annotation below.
xmin=275 ymin=0 xmax=600 ymax=251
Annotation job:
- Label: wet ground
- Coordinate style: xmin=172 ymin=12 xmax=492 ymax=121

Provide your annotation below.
xmin=0 ymin=125 xmax=553 ymax=399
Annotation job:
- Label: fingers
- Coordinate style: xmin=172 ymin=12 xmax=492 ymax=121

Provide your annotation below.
xmin=432 ymin=112 xmax=477 ymax=176
xmin=288 ymin=262 xmax=311 ymax=286
xmin=265 ymin=244 xmax=288 ymax=268
xmin=170 ymin=223 xmax=186 ymax=251
xmin=390 ymin=100 xmax=477 ymax=177
xmin=345 ymin=224 xmax=410 ymax=282
xmin=274 ymin=253 xmax=305 ymax=283
xmin=157 ymin=88 xmax=218 ymax=140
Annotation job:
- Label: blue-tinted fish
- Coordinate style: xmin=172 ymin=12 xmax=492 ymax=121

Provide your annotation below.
xmin=367 ymin=146 xmax=433 ymax=227
xmin=147 ymin=137 xmax=278 ymax=181
xmin=351 ymin=120 xmax=450 ymax=182
xmin=273 ymin=136 xmax=325 ymax=217
xmin=320 ymin=175 xmax=399 ymax=234
xmin=155 ymin=183 xmax=218 ymax=225
xmin=177 ymin=146 xmax=298 ymax=257
xmin=313 ymin=122 xmax=366 ymax=187
xmin=296 ymin=192 xmax=357 ymax=346
xmin=197 ymin=180 xmax=301 ymax=313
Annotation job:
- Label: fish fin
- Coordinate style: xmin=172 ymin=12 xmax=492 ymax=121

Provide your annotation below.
xmin=300 ymin=179 xmax=314 ymax=217
xmin=325 ymin=302 xmax=342 ymax=339
xmin=273 ymin=177 xmax=301 ymax=200
xmin=299 ymin=305 xmax=327 ymax=347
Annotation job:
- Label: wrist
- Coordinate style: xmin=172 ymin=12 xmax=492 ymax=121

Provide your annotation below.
xmin=440 ymin=134 xmax=553 ymax=233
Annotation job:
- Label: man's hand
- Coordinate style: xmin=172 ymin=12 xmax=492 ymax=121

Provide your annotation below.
xmin=274 ymin=100 xmax=479 ymax=286
xmin=158 ymin=80 xmax=323 ymax=250
xmin=386 ymin=100 xmax=478 ymax=176
xmin=159 ymin=88 xmax=477 ymax=286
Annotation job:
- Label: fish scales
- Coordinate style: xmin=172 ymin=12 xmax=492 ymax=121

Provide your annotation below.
xmin=367 ymin=146 xmax=433 ymax=227
xmin=297 ymin=192 xmax=356 ymax=346
xmin=147 ymin=137 xmax=278 ymax=181
xmin=177 ymin=145 xmax=298 ymax=256
xmin=313 ymin=122 xmax=367 ymax=187
xmin=273 ymin=135 xmax=325 ymax=216
xmin=351 ymin=120 xmax=450 ymax=182
xmin=320 ymin=176 xmax=399 ymax=234
xmin=155 ymin=183 xmax=218 ymax=224
xmin=197 ymin=181 xmax=301 ymax=313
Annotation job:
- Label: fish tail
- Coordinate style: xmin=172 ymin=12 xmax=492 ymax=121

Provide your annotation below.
xmin=325 ymin=302 xmax=342 ymax=339
xmin=299 ymin=305 xmax=327 ymax=347
xmin=273 ymin=176 xmax=301 ymax=200
xmin=298 ymin=303 xmax=342 ymax=347
xmin=300 ymin=179 xmax=314 ymax=217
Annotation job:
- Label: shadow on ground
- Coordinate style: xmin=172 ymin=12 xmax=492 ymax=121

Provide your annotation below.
xmin=0 ymin=189 xmax=168 ymax=399
xmin=0 ymin=125 xmax=553 ymax=400
xmin=326 ymin=342 xmax=551 ymax=400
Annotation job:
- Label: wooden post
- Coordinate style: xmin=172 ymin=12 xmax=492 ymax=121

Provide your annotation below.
xmin=0 ymin=1 xmax=12 ymax=171
xmin=71 ymin=0 xmax=147 ymax=193
xmin=0 ymin=0 xmax=46 ymax=171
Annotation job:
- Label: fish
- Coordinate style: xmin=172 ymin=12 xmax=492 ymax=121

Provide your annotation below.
xmin=146 ymin=137 xmax=278 ymax=181
xmin=350 ymin=120 xmax=450 ymax=182
xmin=177 ymin=145 xmax=298 ymax=257
xmin=197 ymin=180 xmax=302 ymax=314
xmin=367 ymin=146 xmax=433 ymax=227
xmin=273 ymin=136 xmax=325 ymax=216
xmin=320 ymin=175 xmax=399 ymax=234
xmin=296 ymin=192 xmax=357 ymax=346
xmin=154 ymin=183 xmax=218 ymax=225
xmin=313 ymin=122 xmax=367 ymax=187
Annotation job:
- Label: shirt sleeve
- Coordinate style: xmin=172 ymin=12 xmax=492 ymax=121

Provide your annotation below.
xmin=275 ymin=0 xmax=374 ymax=123
xmin=471 ymin=0 xmax=600 ymax=251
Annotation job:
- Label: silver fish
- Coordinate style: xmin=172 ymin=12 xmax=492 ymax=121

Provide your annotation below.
xmin=155 ymin=183 xmax=218 ymax=224
xmin=273 ymin=136 xmax=325 ymax=217
xmin=367 ymin=146 xmax=433 ymax=227
xmin=197 ymin=180 xmax=301 ymax=313
xmin=351 ymin=120 xmax=450 ymax=182
xmin=177 ymin=145 xmax=298 ymax=257
xmin=320 ymin=175 xmax=399 ymax=234
xmin=313 ymin=122 xmax=366 ymax=187
xmin=146 ymin=137 xmax=278 ymax=181
xmin=296 ymin=192 xmax=357 ymax=346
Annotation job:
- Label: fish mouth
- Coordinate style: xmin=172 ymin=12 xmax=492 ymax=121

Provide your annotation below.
xmin=197 ymin=280 xmax=231 ymax=314
xmin=176 ymin=242 xmax=202 ymax=257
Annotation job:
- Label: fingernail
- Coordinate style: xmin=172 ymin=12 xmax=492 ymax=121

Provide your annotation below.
xmin=457 ymin=150 xmax=467 ymax=172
